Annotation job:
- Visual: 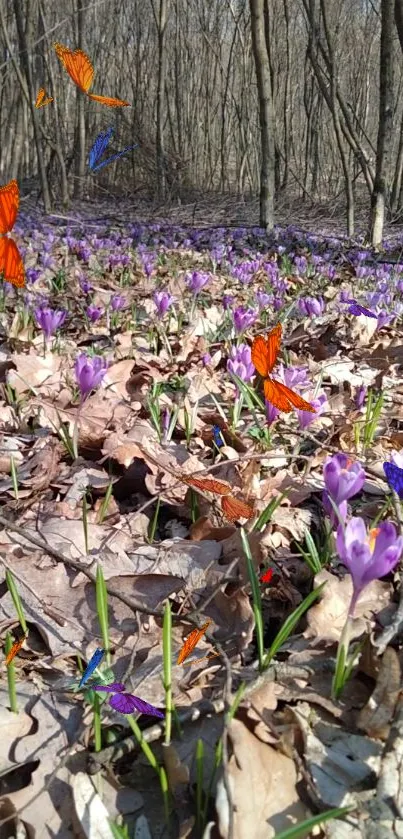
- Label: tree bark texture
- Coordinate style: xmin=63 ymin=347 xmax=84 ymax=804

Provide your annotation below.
xmin=250 ymin=0 xmax=275 ymax=231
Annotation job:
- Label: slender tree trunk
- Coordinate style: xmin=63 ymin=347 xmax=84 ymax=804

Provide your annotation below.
xmin=74 ymin=0 xmax=86 ymax=199
xmin=320 ymin=0 xmax=354 ymax=235
xmin=155 ymin=0 xmax=169 ymax=199
xmin=370 ymin=0 xmax=395 ymax=246
xmin=38 ymin=1 xmax=69 ymax=207
xmin=390 ymin=108 xmax=403 ymax=214
xmin=250 ymin=0 xmax=275 ymax=231
xmin=12 ymin=0 xmax=51 ymax=211
xmin=281 ymin=0 xmax=291 ymax=190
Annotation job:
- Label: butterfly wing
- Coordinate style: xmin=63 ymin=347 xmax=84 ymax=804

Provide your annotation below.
xmin=221 ymin=495 xmax=254 ymax=522
xmin=0 ymin=179 xmax=19 ymax=234
xmin=88 ymin=127 xmax=114 ymax=170
xmin=182 ymin=475 xmax=231 ymax=496
xmin=54 ymin=43 xmax=94 ymax=93
xmin=5 ymin=635 xmax=27 ymax=666
xmin=177 ymin=627 xmax=202 ymax=664
xmin=183 ymin=650 xmax=220 ymax=667
xmin=0 ymin=238 xmax=25 ymax=287
xmin=348 ymin=303 xmax=377 ymax=318
xmin=35 ymin=87 xmax=53 ymax=108
xmin=263 ymin=378 xmax=315 ymax=413
xmin=35 ymin=88 xmax=45 ymax=107
xmin=212 ymin=425 xmax=224 ymax=447
xmin=78 ymin=647 xmax=105 ymax=688
xmin=92 ymin=682 xmax=125 ymax=693
xmin=383 ymin=462 xmax=403 ymax=498
xmin=251 ymin=324 xmax=282 ymax=377
xmin=109 ymin=692 xmax=164 ymax=717
xmin=91 ymin=143 xmax=138 ymax=171
xmin=87 ymin=92 xmax=130 ymax=107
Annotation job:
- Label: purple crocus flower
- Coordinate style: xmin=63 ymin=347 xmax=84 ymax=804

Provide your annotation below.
xmin=154 ymin=290 xmax=174 ymax=317
xmin=266 ymin=400 xmax=279 ymax=425
xmin=34 ymin=306 xmax=66 ymax=340
xmin=227 ymin=343 xmax=255 ymax=383
xmin=80 ymin=278 xmax=92 ymax=294
xmin=222 ymin=294 xmax=234 ymax=310
xmin=108 ymin=254 xmax=122 ymax=271
xmin=26 ymin=268 xmax=41 ymax=285
xmin=186 ymin=271 xmax=210 ymax=294
xmin=354 ymin=385 xmax=367 ymax=410
xmin=336 ymin=518 xmax=403 ymax=615
xmin=376 ymin=310 xmax=395 ymax=330
xmin=293 ymin=255 xmax=308 ymax=275
xmin=322 ymin=453 xmax=365 ymax=527
xmin=41 ymin=252 xmax=55 ymax=270
xmin=74 ymin=353 xmax=108 ymax=401
xmin=233 ymin=306 xmax=257 ymax=333
xmin=296 ymin=392 xmax=327 ymax=429
xmin=86 ymin=304 xmax=104 ymax=323
xmin=76 ymin=243 xmax=92 ymax=263
xmin=256 ymin=290 xmax=272 ymax=308
xmin=110 ymin=294 xmax=126 ymax=312
xmin=298 ymin=297 xmax=325 ymax=317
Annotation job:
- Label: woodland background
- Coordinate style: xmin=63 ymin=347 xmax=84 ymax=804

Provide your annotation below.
xmin=1 ymin=0 xmax=403 ymax=243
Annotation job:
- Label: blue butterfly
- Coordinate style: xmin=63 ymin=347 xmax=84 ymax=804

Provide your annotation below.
xmin=78 ymin=647 xmax=105 ymax=688
xmin=383 ymin=462 xmax=403 ymax=499
xmin=88 ymin=127 xmax=137 ymax=172
xmin=212 ymin=425 xmax=224 ymax=448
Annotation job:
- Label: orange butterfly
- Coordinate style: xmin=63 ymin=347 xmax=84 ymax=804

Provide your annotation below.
xmin=0 ymin=180 xmax=25 ymax=288
xmin=183 ymin=650 xmax=220 ymax=667
xmin=54 ymin=43 xmax=130 ymax=107
xmin=221 ymin=495 xmax=254 ymax=522
xmin=251 ymin=323 xmax=315 ymax=413
xmin=5 ymin=633 xmax=28 ymax=666
xmin=177 ymin=620 xmax=212 ymax=665
xmin=180 ymin=474 xmax=231 ymax=496
xmin=35 ymin=87 xmax=53 ymax=108
xmin=178 ymin=473 xmax=254 ymax=522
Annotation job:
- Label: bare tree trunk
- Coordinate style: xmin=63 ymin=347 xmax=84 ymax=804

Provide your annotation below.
xmin=320 ymin=0 xmax=354 ymax=235
xmin=395 ymin=0 xmax=403 ymax=52
xmin=38 ymin=1 xmax=69 ymax=207
xmin=390 ymin=109 xmax=403 ymax=214
xmin=155 ymin=0 xmax=169 ymax=199
xmin=12 ymin=0 xmax=51 ymax=211
xmin=370 ymin=0 xmax=395 ymax=246
xmin=281 ymin=0 xmax=291 ymax=190
xmin=250 ymin=0 xmax=275 ymax=231
xmin=74 ymin=0 xmax=86 ymax=199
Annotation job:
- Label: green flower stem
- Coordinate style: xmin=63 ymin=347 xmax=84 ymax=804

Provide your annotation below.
xmin=163 ymin=601 xmax=172 ymax=746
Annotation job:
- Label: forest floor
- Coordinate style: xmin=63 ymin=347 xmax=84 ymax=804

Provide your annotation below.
xmin=0 ymin=195 xmax=403 ymax=838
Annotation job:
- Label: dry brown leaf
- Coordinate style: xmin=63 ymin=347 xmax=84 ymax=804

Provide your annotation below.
xmin=8 ymin=351 xmax=62 ymax=395
xmin=306 ymin=570 xmax=393 ymax=643
xmin=215 ymin=717 xmax=308 ymax=838
xmin=162 ymin=743 xmax=189 ymax=793
xmin=357 ymin=647 xmax=401 ymax=740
